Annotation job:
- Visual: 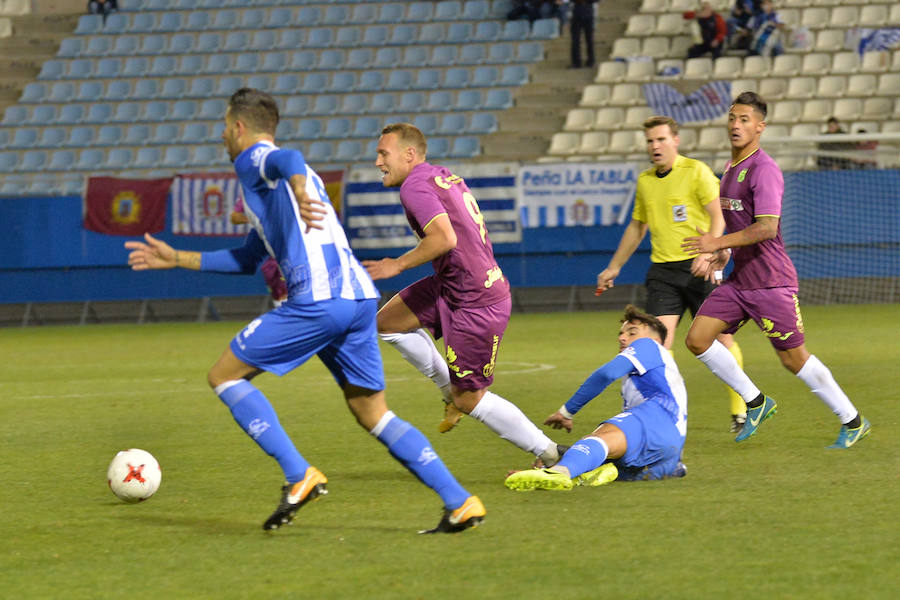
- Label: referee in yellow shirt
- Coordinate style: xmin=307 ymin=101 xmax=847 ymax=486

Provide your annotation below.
xmin=597 ymin=116 xmax=747 ymax=431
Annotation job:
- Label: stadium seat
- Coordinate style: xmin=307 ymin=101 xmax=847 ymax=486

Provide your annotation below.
xmin=339 ymin=94 xmax=368 ymax=115
xmin=622 ymin=60 xmax=654 ymax=82
xmin=515 ymin=42 xmax=544 ymax=63
xmin=641 ymin=37 xmax=670 ymax=60
xmin=802 ymin=99 xmax=835 ymax=122
xmin=307 ymin=140 xmax=335 ymax=162
xmin=19 ymin=82 xmax=47 ymax=102
xmin=322 ymin=4 xmax=350 ymax=25
xmin=486 ymin=43 xmax=514 ymax=64
xmin=790 ymin=123 xmax=820 ymax=138
xmin=696 ymin=126 xmax=727 ymax=151
xmin=57 ymin=38 xmax=84 ymax=58
xmin=265 ymin=7 xmax=293 ymax=29
xmin=800 ymin=7 xmax=829 ymax=30
xmin=730 ymin=78 xmax=758 ymax=94
xmin=37 ymin=60 xmax=64 ymax=80
xmin=205 ymin=54 xmax=232 ymax=74
xmin=473 ymin=21 xmax=501 ymax=43
xmin=814 ymin=75 xmax=847 ymax=98
xmin=500 ymin=19 xmax=529 ymax=40
xmin=609 ymin=83 xmax=642 ymax=106
xmin=358 ymin=70 xmax=385 ymax=92
xmin=580 ymin=84 xmax=611 ymax=107
xmin=316 ymin=50 xmax=345 ymax=70
xmin=431 ymin=45 xmax=458 ymax=67
xmin=350 ymin=116 xmax=380 ymax=139
xmin=844 ymin=74 xmax=875 ymax=97
xmin=182 ymin=122 xmax=210 ymax=144
xmin=611 ymin=38 xmax=641 ymax=59
xmin=347 ymin=48 xmax=375 ymax=70
xmin=563 ymin=108 xmax=594 ymax=132
xmin=471 ymin=66 xmax=499 ymax=87
xmin=484 ymin=89 xmax=511 ymax=110
xmin=224 ymin=32 xmax=251 ymax=53
xmin=0 ymin=151 xmax=18 ymax=173
xmin=74 ymin=14 xmax=103 ymax=35
xmin=183 ymin=77 xmax=213 ymax=99
xmin=448 ymin=136 xmax=480 ymax=158
xmin=131 ymin=79 xmax=158 ymax=100
xmin=772 ymin=54 xmax=801 ymax=77
xmin=786 ymin=77 xmax=817 ymax=99
xmin=624 ymin=106 xmax=654 ymax=129
xmin=448 ymin=22 xmax=474 ymax=44
xmin=377 ymin=2 xmax=405 ymax=23
xmin=684 ymin=57 xmax=713 ymax=79
xmin=168 ymin=33 xmax=194 ymax=54
xmin=96 ymin=125 xmax=123 ymax=146
xmin=195 ymin=32 xmax=222 ymax=53
xmin=814 ymin=29 xmax=843 ymax=52
xmin=626 ymin=14 xmax=655 ymax=36
xmin=20 ymin=150 xmax=47 ymax=172
xmin=360 ymin=25 xmax=389 ymax=47
xmin=311 ymin=95 xmax=340 ymax=116
xmin=500 ymin=64 xmax=528 ymax=86
xmin=759 ymin=78 xmax=787 ymax=100
xmin=406 ymin=1 xmax=434 ymax=22
xmin=58 ymin=104 xmax=85 ymax=125
xmin=456 ymin=89 xmax=482 ymax=110
xmin=242 ymin=8 xmax=265 ymax=30
xmin=157 ymin=12 xmax=182 ymax=32
xmin=106 ymin=148 xmax=133 ymax=170
xmin=305 ymin=28 xmax=332 ymax=49
xmin=161 ymin=146 xmax=190 ymax=168
xmin=75 ymin=80 xmax=104 ymax=102
xmin=296 ymin=6 xmax=321 ymax=26
xmin=184 ymin=11 xmax=209 ymax=31
xmin=384 ymin=70 xmax=413 ymax=91
xmin=47 ymin=150 xmax=75 ymax=171
xmin=829 ymin=6 xmax=858 ymax=28
xmin=444 ymin=68 xmax=470 ymax=89
xmin=770 ymin=101 xmax=802 ymax=124
xmin=593 ymin=106 xmax=625 ymax=129
xmin=174 ymin=54 xmax=203 ymax=76
xmin=712 ymin=56 xmax=741 ymax=80
xmin=118 ymin=124 xmax=147 ymax=146
xmin=398 ymin=91 xmax=426 ymax=113
xmin=427 ymin=137 xmax=450 ymax=158
xmin=234 ymin=53 xmax=261 ymax=74
xmin=138 ymin=34 xmax=166 ymax=55
xmin=595 ymin=61 xmax=626 ymax=83
xmin=436 ymin=113 xmax=467 ymax=135
xmin=336 ymin=27 xmax=361 ymax=47
xmin=67 ymin=58 xmax=94 ymax=79
xmin=409 ymin=114 xmax=437 ymax=136
xmin=656 ymin=13 xmax=687 ymax=35
xmin=298 ymin=72 xmax=327 ymax=95
xmin=295 ymin=119 xmax=322 ymax=140
xmin=333 ymin=140 xmax=364 ymax=163
xmin=531 ymin=18 xmax=559 ymax=39
xmin=198 ymin=98 xmax=225 ymax=120
xmin=861 ymin=97 xmax=892 ymax=120
xmin=470 ymin=111 xmax=498 ymax=134
xmin=327 ymin=72 xmax=356 ymax=94
xmin=143 ymin=101 xmax=170 ymax=122
xmin=134 ymin=147 xmax=161 ymax=169
xmin=37 ymin=127 xmax=67 ymax=148
xmin=67 ymin=125 xmax=95 ymax=147
xmin=130 ymin=13 xmax=158 ymax=33
xmin=876 ymin=73 xmax=900 ymax=97
xmin=831 ymin=52 xmax=860 ymax=75
xmin=10 ymin=127 xmax=38 ymax=148
xmin=607 ymin=130 xmax=642 ymax=155
xmin=73 ymin=148 xmax=105 ymax=171
xmin=800 ymin=53 xmax=830 ymax=76
xmin=109 ymin=102 xmax=138 ymax=123
xmin=408 ymin=68 xmax=439 ymax=91
xmin=171 ymin=100 xmax=198 ymax=121
xmin=425 ymin=90 xmax=452 ymax=112
xmin=860 ymin=51 xmax=889 ymax=74
xmin=2 ymin=105 xmax=27 ymax=126
xmin=250 ymin=30 xmax=278 ymax=52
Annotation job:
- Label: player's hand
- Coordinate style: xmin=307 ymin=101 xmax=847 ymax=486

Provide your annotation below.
xmin=544 ymin=411 xmax=573 ymax=433
xmin=596 ymin=268 xmax=618 ymax=293
xmin=689 ymin=253 xmax=716 ymax=277
xmin=681 ymin=227 xmax=720 ymax=255
xmin=295 ymin=190 xmax=327 ymax=233
xmin=124 ymin=233 xmax=176 ymax=270
xmin=362 ymin=258 xmax=403 ymax=281
xmin=704 ymin=249 xmax=731 ymax=284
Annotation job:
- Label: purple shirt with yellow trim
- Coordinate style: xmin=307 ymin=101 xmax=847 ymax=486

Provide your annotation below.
xmin=718 ymin=148 xmax=797 ymax=289
xmin=400 ymin=162 xmax=510 ymax=307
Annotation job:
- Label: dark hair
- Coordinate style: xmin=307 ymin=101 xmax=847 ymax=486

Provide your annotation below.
xmin=227 ymin=87 xmax=279 ymax=135
xmin=621 ymin=304 xmax=668 ymax=342
xmin=381 ymin=122 xmax=428 ymax=156
xmin=732 ymin=91 xmax=767 ymax=119
xmin=827 ymin=116 xmax=839 ymax=124
xmin=643 ymin=115 xmax=679 ymax=136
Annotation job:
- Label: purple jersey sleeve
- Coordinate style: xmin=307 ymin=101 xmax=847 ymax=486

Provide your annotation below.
xmin=749 ymin=157 xmax=783 ymax=218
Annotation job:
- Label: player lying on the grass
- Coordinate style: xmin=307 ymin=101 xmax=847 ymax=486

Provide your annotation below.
xmin=505 ymin=305 xmax=688 ymax=491
xmin=125 ymin=88 xmax=484 ymax=534
xmin=681 ymin=91 xmax=870 ymax=449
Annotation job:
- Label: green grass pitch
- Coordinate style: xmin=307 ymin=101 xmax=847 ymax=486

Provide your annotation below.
xmin=2 ymin=305 xmax=897 ymax=599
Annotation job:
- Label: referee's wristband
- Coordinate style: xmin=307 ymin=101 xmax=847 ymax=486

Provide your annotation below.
xmin=559 ymin=405 xmax=574 ymax=419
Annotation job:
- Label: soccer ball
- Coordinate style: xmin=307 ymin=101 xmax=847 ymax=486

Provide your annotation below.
xmin=107 ymin=449 xmax=162 ymax=503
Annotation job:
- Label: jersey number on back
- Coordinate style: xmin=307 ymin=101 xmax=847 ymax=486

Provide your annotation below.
xmin=435 ymin=174 xmax=487 ymax=245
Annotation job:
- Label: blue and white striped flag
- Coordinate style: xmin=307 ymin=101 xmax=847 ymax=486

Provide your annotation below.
xmin=344 ymin=164 xmax=521 ymax=249
xmin=171 ymin=172 xmax=248 ymax=236
xmin=643 ymin=81 xmax=732 ymax=123
xmin=857 ymin=28 xmax=900 ymax=54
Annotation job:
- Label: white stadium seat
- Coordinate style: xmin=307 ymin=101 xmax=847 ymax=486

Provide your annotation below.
xmin=759 ymin=78 xmax=787 ymax=100
xmin=595 ymin=61 xmax=626 ymax=83
xmin=786 ymin=77 xmax=817 ymax=99
xmin=578 ymin=131 xmax=610 ymax=155
xmin=770 ymin=100 xmax=802 ymax=123
xmin=564 ymin=108 xmax=595 ymax=132
xmin=642 ymin=37 xmax=671 ymax=59
xmin=625 ymin=14 xmax=656 ymax=37
xmin=860 ymin=51 xmax=889 ymax=74
xmin=594 ymin=107 xmax=626 ymax=129
xmin=815 ymin=75 xmax=847 ymax=98
xmin=829 ymin=6 xmax=858 ymax=28
xmin=876 ymin=73 xmax=900 ymax=97
xmin=579 ymin=84 xmax=611 ymax=107
xmin=831 ymin=52 xmax=860 ymax=75
xmin=847 ymin=74 xmax=876 ymax=97
xmin=800 ymin=53 xmax=831 ymax=76
xmin=608 ymin=83 xmax=643 ymax=106
xmin=831 ymin=98 xmax=862 ymax=122
xmin=548 ymin=132 xmax=580 ymax=155
xmin=800 ymin=99 xmax=833 ymax=122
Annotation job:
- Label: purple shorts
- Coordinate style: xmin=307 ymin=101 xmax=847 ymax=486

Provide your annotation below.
xmin=399 ymin=275 xmax=511 ymax=391
xmin=697 ymin=284 xmax=805 ymax=350
xmin=261 ymin=258 xmax=287 ymax=302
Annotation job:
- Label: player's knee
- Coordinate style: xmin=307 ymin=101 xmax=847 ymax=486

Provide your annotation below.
xmin=684 ymin=330 xmax=710 ymax=355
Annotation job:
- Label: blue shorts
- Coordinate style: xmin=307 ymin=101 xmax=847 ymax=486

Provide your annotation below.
xmin=604 ymin=400 xmax=685 ymax=481
xmin=230 ymin=297 xmax=385 ymax=391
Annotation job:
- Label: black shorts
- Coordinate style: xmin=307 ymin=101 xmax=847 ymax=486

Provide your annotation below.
xmin=645 ymin=259 xmax=715 ymax=319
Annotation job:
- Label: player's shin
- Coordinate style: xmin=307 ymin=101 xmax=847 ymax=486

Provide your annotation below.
xmin=370 ymin=411 xmax=470 ymax=509
xmin=795 ymin=355 xmax=858 ymax=424
xmin=380 ymin=329 xmax=451 ymax=396
xmin=468 ymin=391 xmax=556 ymax=457
xmin=696 ymin=340 xmax=761 ymax=404
xmin=214 ymin=380 xmax=310 ymax=483
xmin=556 ymin=437 xmax=609 ymax=478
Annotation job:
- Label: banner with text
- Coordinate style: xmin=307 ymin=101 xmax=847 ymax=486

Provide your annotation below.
xmin=344 ymin=163 xmax=521 ymax=249
xmin=517 ymin=162 xmax=639 ymax=228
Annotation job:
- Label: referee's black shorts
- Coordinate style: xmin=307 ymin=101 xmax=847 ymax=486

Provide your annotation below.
xmin=645 ymin=259 xmax=715 ymax=319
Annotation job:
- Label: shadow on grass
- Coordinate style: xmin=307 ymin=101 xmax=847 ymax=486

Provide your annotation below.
xmin=123 ymin=512 xmax=410 ymax=535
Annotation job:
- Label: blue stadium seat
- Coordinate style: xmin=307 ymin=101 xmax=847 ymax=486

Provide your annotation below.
xmin=370 ymin=93 xmax=397 ymax=113
xmin=184 ymin=11 xmax=210 ymax=31
xmin=38 ymin=127 xmax=67 ymax=148
xmin=289 ymin=119 xmax=318 ymax=141
xmin=427 ymin=137 xmax=450 ymax=158
xmin=170 ymin=100 xmax=197 ymax=121
xmin=296 ymin=6 xmax=321 ymax=27
xmin=20 ymin=150 xmax=48 ymax=171
xmin=67 ymin=59 xmax=94 ymax=79
xmin=197 ymin=98 xmax=226 ymax=120
xmin=501 ymin=20 xmax=530 ymax=40
xmin=246 ymin=75 xmax=270 ymax=91
xmin=11 ymin=128 xmax=38 ymax=148
xmin=162 ymin=146 xmax=190 ymax=167
xmin=336 ymin=27 xmax=361 ymax=47
xmin=204 ymin=54 xmax=232 ymax=74
xmin=139 ymin=34 xmax=167 ymax=55
xmin=103 ymin=79 xmax=132 ymax=101
xmin=307 ymin=140 xmax=335 ymax=162
xmin=300 ymin=72 xmax=328 ymax=94
xmin=260 ymin=51 xmax=287 ymax=73
xmin=473 ymin=21 xmax=501 ymax=43
xmin=449 ymin=136 xmax=480 ymax=158
xmin=174 ymin=0 xmax=199 ymax=9
xmin=358 ymin=71 xmax=385 ymax=92
xmin=182 ymin=122 xmax=210 ymax=143
xmin=93 ymin=58 xmax=122 ymax=80
xmin=459 ymin=44 xmax=487 ymax=65
xmin=407 ymin=2 xmax=434 ymax=22
xmin=47 ymin=150 xmax=74 ymax=171
xmin=224 ymin=32 xmax=250 ymax=52
xmin=133 ymin=79 xmax=160 ymax=100
xmin=385 ymin=70 xmax=413 ymax=91
xmin=447 ymin=22 xmax=474 ymax=43
xmin=195 ymin=32 xmax=222 ymax=53
xmin=362 ymin=25 xmax=389 ymax=46
xmin=272 ymin=73 xmax=301 ymax=94
xmin=322 ymin=5 xmax=349 ymax=25
xmin=177 ymin=55 xmax=205 ymax=75
xmin=346 ymin=48 xmax=374 ymax=70
xmin=122 ymin=124 xmax=151 ymax=145
xmin=74 ymin=148 xmax=106 ymax=171
xmin=472 ymin=66 xmax=500 ymax=87
xmin=316 ymin=50 xmax=345 ymax=70
xmin=444 ymin=68 xmax=471 ymax=88
xmin=398 ymin=92 xmax=426 ymax=113
xmin=372 ymin=47 xmax=400 ymax=69
xmin=311 ymin=95 xmax=340 ymax=116
xmin=111 ymin=35 xmax=138 ymax=55
xmin=134 ymin=147 xmax=162 ymax=169
xmin=101 ymin=12 xmax=127 ymax=31
xmin=283 ymin=96 xmax=310 ymax=117
xmin=250 ymin=30 xmax=277 ymax=52
xmin=501 ymin=64 xmax=529 ymax=86
xmin=85 ymin=36 xmax=111 ymax=56
xmin=121 ymin=57 xmax=149 ymax=77
xmin=0 ymin=129 xmax=8 ymax=147
xmin=436 ymin=113 xmax=467 ymax=135
xmin=419 ymin=23 xmax=446 ymax=44
xmin=484 ymin=89 xmax=513 ymax=109
xmin=412 ymin=68 xmax=441 ymax=90
xmin=168 ymin=33 xmax=195 ymax=54
xmin=351 ymin=116 xmax=381 ymax=138
xmin=412 ymin=114 xmax=438 ymax=135
xmin=160 ymin=78 xmax=187 ymax=99
xmin=157 ymin=12 xmax=183 ymax=32
xmin=531 ymin=18 xmax=560 ymax=39
xmin=58 ymin=104 xmax=85 ymax=124
xmin=0 ymin=151 xmax=20 ymax=173
xmin=288 ymin=50 xmax=317 ymax=70
xmin=350 ymin=3 xmax=377 ymax=24
xmin=185 ymin=77 xmax=214 ymax=98
xmin=389 ymin=24 xmax=417 ymax=46
xmin=470 ymin=111 xmax=498 ymax=133
xmin=431 ymin=46 xmax=458 ymax=67
xmin=2 ymin=105 xmax=28 ymax=125
xmin=426 ymin=91 xmax=452 ymax=112
xmin=334 ymin=140 xmax=363 ymax=162
xmin=515 ymin=42 xmax=544 ymax=62
xmin=149 ymin=56 xmax=177 ymax=77
xmin=143 ymin=101 xmax=170 ymax=122
xmin=97 ymin=125 xmax=124 ymax=146
xmin=323 ymin=117 xmax=352 ymax=138
xmin=106 ymin=148 xmax=134 ymax=169
xmin=37 ymin=60 xmax=65 ymax=80
xmin=131 ymin=13 xmax=158 ymax=33
xmin=67 ymin=125 xmax=96 ymax=147
xmin=377 ymin=3 xmax=405 ymax=23
xmin=75 ymin=81 xmax=104 ymax=102
xmin=329 ymin=72 xmax=357 ymax=93
xmin=191 ymin=145 xmax=223 ymax=167
xmin=233 ymin=53 xmax=259 ymax=73
xmin=74 ymin=14 xmax=103 ymax=35
xmin=242 ymin=8 xmax=265 ymax=30
xmin=109 ymin=102 xmax=138 ymax=123
xmin=20 ymin=82 xmax=47 ymax=102
xmin=435 ymin=0 xmax=462 ymax=20
xmin=265 ymin=7 xmax=294 ymax=29
xmin=57 ymin=38 xmax=84 ymax=58
xmin=463 ymin=0 xmax=490 ymax=20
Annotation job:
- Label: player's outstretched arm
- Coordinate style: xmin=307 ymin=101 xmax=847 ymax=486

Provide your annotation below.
xmin=125 ymin=233 xmax=200 ymax=271
xmin=598 ymin=220 xmax=648 ymax=291
xmin=362 ymin=214 xmax=456 ymax=281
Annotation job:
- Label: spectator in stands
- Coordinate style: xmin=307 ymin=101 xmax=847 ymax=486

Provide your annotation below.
xmin=726 ymin=0 xmax=758 ymax=51
xmin=746 ymin=0 xmax=785 ymax=57
xmin=560 ymin=0 xmax=596 ymax=69
xmin=684 ymin=2 xmax=728 ymax=60
xmin=816 ymin=117 xmax=852 ymax=171
xmin=508 ymin=1 xmax=564 ymax=26
xmin=87 ymin=0 xmax=118 ymax=23
xmin=853 ymin=129 xmax=878 ymax=170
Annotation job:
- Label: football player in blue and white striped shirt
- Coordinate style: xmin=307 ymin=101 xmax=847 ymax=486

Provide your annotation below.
xmin=125 ymin=88 xmax=484 ymax=534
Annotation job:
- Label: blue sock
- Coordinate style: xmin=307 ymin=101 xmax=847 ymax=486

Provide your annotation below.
xmin=557 ymin=437 xmax=608 ymax=478
xmin=372 ymin=412 xmax=470 ymax=510
xmin=216 ymin=380 xmax=310 ymax=484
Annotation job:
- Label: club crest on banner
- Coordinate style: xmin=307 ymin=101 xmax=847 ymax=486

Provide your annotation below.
xmin=112 ymin=190 xmax=141 ymax=225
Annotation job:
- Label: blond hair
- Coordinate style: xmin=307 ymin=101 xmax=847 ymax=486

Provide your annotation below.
xmin=381 ymin=123 xmax=428 ymax=156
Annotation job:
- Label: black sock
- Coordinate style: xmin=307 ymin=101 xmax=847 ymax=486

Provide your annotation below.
xmin=843 ymin=413 xmax=861 ymax=429
xmin=746 ymin=394 xmax=764 ymax=409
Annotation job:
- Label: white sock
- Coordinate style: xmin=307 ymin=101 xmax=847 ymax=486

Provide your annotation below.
xmin=795 ymin=355 xmax=858 ymax=424
xmin=696 ymin=340 xmax=761 ymax=403
xmin=468 ymin=390 xmax=554 ymax=456
xmin=380 ymin=329 xmax=451 ymax=395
